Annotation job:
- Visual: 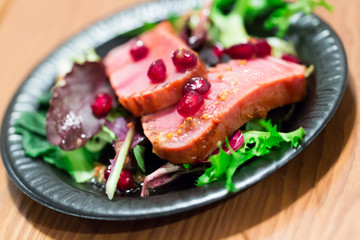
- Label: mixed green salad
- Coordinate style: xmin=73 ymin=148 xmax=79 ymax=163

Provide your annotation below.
xmin=14 ymin=0 xmax=331 ymax=199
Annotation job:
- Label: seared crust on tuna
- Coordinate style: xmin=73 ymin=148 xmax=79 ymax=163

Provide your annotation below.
xmin=104 ymin=21 xmax=207 ymax=117
xmin=142 ymin=57 xmax=306 ymax=164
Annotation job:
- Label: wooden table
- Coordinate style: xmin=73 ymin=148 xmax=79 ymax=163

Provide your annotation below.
xmin=0 ymin=0 xmax=358 ymax=239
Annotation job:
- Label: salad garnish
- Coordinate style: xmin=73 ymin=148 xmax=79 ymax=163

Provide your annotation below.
xmin=14 ymin=111 xmax=97 ymax=182
xmin=141 ymin=162 xmax=206 ymax=197
xmin=13 ymin=0 xmax=332 ymax=199
xmin=46 ymin=61 xmax=117 ymax=150
xmin=106 ymin=122 xmax=135 ymax=200
xmin=206 ymin=0 xmax=332 ymax=59
xmin=197 ymin=119 xmax=306 ymax=191
xmin=264 ymin=0 xmax=333 ymax=37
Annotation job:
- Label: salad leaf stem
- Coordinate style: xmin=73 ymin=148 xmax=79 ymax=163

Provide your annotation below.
xmin=105 ymin=122 xmax=135 ymax=200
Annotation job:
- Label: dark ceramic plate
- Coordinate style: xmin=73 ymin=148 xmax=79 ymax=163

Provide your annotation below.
xmin=1 ymin=0 xmax=347 ymax=220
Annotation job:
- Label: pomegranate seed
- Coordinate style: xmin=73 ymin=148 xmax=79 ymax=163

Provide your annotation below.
xmin=213 ymin=44 xmax=224 ymax=58
xmin=130 ymin=39 xmax=149 ymax=61
xmin=104 ymin=165 xmax=134 ymax=192
xmin=171 ymin=48 xmax=197 ymax=72
xmin=254 ymin=40 xmax=271 ymax=57
xmin=225 ymin=43 xmax=255 ymax=59
xmin=116 ymin=168 xmax=134 ymax=191
xmin=90 ymin=93 xmax=112 ymax=118
xmin=184 ymin=77 xmax=211 ymax=94
xmin=282 ymin=54 xmax=300 ymax=64
xmin=104 ymin=165 xmax=111 ymax=180
xmin=148 ymin=59 xmax=167 ymax=83
xmin=177 ymin=91 xmax=204 ymax=118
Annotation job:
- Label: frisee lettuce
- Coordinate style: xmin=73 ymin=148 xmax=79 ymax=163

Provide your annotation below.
xmin=197 ymin=119 xmax=306 ymax=191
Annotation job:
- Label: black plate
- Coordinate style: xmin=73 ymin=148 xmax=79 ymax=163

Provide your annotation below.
xmin=0 ymin=0 xmax=347 ymax=220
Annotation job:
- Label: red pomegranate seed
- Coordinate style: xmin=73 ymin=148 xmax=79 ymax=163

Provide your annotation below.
xmin=148 ymin=59 xmax=167 ymax=83
xmin=213 ymin=44 xmax=224 ymax=58
xmin=130 ymin=39 xmax=149 ymax=61
xmin=104 ymin=165 xmax=111 ymax=180
xmin=116 ymin=168 xmax=134 ymax=191
xmin=177 ymin=91 xmax=204 ymax=118
xmin=171 ymin=48 xmax=197 ymax=72
xmin=90 ymin=93 xmax=112 ymax=118
xmin=282 ymin=54 xmax=300 ymax=63
xmin=225 ymin=43 xmax=255 ymax=59
xmin=184 ymin=77 xmax=211 ymax=94
xmin=104 ymin=165 xmax=134 ymax=191
xmin=254 ymin=40 xmax=271 ymax=57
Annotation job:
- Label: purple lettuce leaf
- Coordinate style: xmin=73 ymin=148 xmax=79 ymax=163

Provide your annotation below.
xmin=141 ymin=163 xmax=185 ymax=197
xmin=106 ymin=118 xmax=145 ymax=149
xmin=46 ymin=61 xmax=117 ymax=151
xmin=141 ymin=163 xmax=206 ymax=197
xmin=140 ymin=131 xmax=244 ymax=196
xmin=179 ymin=0 xmax=212 ymax=50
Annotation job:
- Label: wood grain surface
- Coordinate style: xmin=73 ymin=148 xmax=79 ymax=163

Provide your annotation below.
xmin=0 ymin=0 xmax=359 ymax=239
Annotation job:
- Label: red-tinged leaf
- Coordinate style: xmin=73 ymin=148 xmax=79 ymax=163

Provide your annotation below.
xmin=46 ymin=61 xmax=117 ymax=150
xmin=141 ymin=163 xmax=205 ymax=197
xmin=141 ymin=163 xmax=184 ymax=197
xmin=105 ymin=118 xmax=145 ymax=149
xmin=212 ymin=130 xmax=244 ymax=155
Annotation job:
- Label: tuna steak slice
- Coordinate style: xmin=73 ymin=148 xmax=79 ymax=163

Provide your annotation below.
xmin=142 ymin=57 xmax=306 ymax=164
xmin=104 ymin=21 xmax=207 ymax=117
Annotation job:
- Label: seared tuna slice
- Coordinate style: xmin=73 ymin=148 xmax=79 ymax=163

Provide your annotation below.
xmin=104 ymin=21 xmax=207 ymax=117
xmin=142 ymin=57 xmax=306 ymax=164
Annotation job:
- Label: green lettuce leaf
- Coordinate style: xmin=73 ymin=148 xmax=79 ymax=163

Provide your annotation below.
xmin=133 ymin=144 xmax=146 ymax=173
xmin=209 ymin=0 xmax=250 ymax=47
xmin=208 ymin=0 xmax=333 ymax=47
xmin=265 ymin=0 xmax=333 ymax=37
xmin=197 ymin=119 xmax=306 ymax=191
xmin=14 ymin=111 xmax=97 ymax=183
xmin=106 ymin=106 xmax=129 ymax=122
xmin=85 ymin=125 xmax=117 ymax=153
xmin=119 ymin=22 xmax=157 ymax=37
